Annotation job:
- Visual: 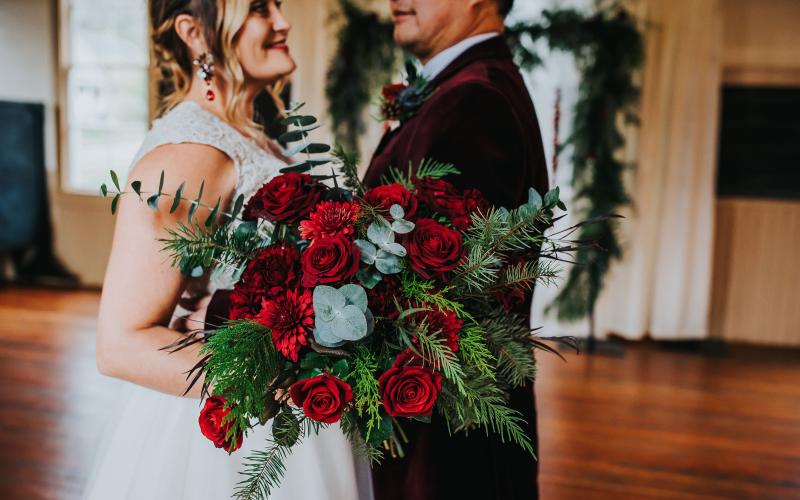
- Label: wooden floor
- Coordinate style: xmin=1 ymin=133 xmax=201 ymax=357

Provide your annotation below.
xmin=0 ymin=288 xmax=798 ymax=500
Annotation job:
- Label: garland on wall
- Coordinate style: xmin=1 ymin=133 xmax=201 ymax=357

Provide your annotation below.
xmin=326 ymin=1 xmax=643 ymax=327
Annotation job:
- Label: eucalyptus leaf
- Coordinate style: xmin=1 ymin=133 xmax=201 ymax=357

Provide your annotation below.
xmin=356 ymin=268 xmax=382 ymax=289
xmin=375 ymin=252 xmax=403 ymax=274
xmin=354 ymin=239 xmax=377 ymax=265
xmin=110 ymin=193 xmax=121 ymax=214
xmin=131 ymin=180 xmax=142 ymax=199
xmin=314 ymin=327 xmax=346 ymax=348
xmin=280 ymin=115 xmax=316 ymax=127
xmin=170 ymin=181 xmax=185 ymax=214
xmin=527 ymin=187 xmax=543 ymax=210
xmin=157 ymin=170 xmax=165 ymax=195
xmin=329 ymin=305 xmax=367 ymax=341
xmin=380 ymin=242 xmax=407 ymax=257
xmin=391 ymin=219 xmax=415 ymax=234
xmin=389 ymin=204 xmax=405 ymax=220
xmin=147 ymin=193 xmax=160 ymax=211
xmin=205 ymin=197 xmax=221 ymax=227
xmin=543 ymin=187 xmax=559 ymax=209
xmin=110 ymin=170 xmax=120 ymax=191
xmin=100 ymin=184 xmax=107 ymax=197
xmin=279 ymin=130 xmax=306 ymax=143
xmin=313 ymin=285 xmax=346 ymax=311
xmin=235 ymin=220 xmax=258 ymax=238
xmin=367 ymin=220 xmax=393 ymax=245
xmin=339 ymin=284 xmax=367 ymax=312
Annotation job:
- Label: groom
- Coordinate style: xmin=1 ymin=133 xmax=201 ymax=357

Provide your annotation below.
xmin=365 ymin=1 xmax=548 ymax=499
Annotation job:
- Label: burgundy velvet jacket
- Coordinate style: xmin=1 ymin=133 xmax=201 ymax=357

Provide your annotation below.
xmin=364 ymin=36 xmax=548 ymax=500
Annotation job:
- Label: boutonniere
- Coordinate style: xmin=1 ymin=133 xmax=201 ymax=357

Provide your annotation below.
xmin=379 ymin=64 xmax=434 ymax=128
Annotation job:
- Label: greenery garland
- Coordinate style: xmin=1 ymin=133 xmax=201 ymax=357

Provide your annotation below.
xmin=325 ymin=1 xmax=643 ymax=327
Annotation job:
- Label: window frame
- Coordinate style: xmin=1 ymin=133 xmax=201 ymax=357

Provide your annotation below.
xmin=55 ymin=0 xmax=153 ymax=197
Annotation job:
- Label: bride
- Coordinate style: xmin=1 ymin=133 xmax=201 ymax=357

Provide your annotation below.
xmin=85 ymin=1 xmax=372 ymax=498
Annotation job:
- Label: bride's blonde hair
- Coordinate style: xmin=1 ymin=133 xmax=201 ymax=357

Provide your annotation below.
xmin=150 ymin=0 xmax=285 ymax=139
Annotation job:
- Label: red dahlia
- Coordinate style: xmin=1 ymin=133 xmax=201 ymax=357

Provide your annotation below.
xmin=257 ymin=288 xmax=314 ymax=362
xmin=229 ymin=244 xmax=300 ymax=320
xmin=413 ymin=307 xmax=462 ymax=352
xmin=299 ymin=201 xmax=361 ymax=242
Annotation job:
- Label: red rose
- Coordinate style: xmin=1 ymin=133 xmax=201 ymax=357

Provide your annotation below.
xmin=366 ymin=275 xmax=404 ymax=320
xmin=400 ymin=218 xmax=464 ymax=280
xmin=452 ymin=188 xmax=491 ymax=230
xmin=300 ymin=234 xmax=361 ymax=287
xmin=299 ymin=201 xmax=361 ymax=242
xmin=243 ymin=173 xmax=324 ymax=223
xmin=414 ymin=177 xmax=465 ymax=218
xmin=199 ymin=395 xmax=243 ymax=452
xmin=381 ymin=83 xmax=407 ymax=102
xmin=362 ymin=183 xmax=418 ymax=220
xmin=378 ymin=353 xmax=442 ymax=418
xmin=230 ymin=244 xmax=300 ymax=320
xmin=289 ymin=373 xmax=353 ymax=423
xmin=257 ymin=288 xmax=314 ymax=361
xmin=412 ymin=307 xmax=462 ymax=352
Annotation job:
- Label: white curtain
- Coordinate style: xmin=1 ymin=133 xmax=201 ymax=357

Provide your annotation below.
xmin=523 ymin=0 xmax=723 ymax=340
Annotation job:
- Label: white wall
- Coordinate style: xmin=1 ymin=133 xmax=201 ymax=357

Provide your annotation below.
xmin=0 ymin=0 xmax=58 ymax=172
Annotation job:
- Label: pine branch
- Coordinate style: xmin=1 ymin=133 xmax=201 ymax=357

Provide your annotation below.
xmin=234 ymin=438 xmax=294 ymax=500
xmin=414 ymin=327 xmax=467 ymax=396
xmin=333 ymin=144 xmax=367 ymax=196
xmin=480 ymin=310 xmax=538 ymax=388
xmin=399 ymin=273 xmax=473 ymax=321
xmin=415 ymin=159 xmax=460 ymax=180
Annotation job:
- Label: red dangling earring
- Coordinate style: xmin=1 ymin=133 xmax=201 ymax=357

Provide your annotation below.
xmin=193 ymin=53 xmax=216 ymax=101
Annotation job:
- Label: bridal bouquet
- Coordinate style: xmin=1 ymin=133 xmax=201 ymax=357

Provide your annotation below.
xmin=101 ymin=104 xmax=578 ymax=500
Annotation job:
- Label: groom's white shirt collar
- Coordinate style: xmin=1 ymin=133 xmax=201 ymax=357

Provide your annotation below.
xmin=421 ymin=32 xmax=501 ymax=81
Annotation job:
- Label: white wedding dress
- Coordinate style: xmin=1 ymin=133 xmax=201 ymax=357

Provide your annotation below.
xmin=83 ymin=101 xmax=373 ymax=500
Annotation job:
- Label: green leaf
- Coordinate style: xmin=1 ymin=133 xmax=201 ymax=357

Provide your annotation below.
xmin=147 ymin=193 xmax=160 ymax=211
xmin=355 ymin=240 xmax=377 ymax=265
xmin=100 ymin=184 xmax=108 ymax=197
xmin=300 ymin=352 xmax=326 ymax=370
xmin=131 ymin=180 xmax=142 ymax=199
xmin=235 ymin=220 xmax=258 ymax=238
xmin=543 ymin=187 xmax=560 ymax=209
xmin=170 ymin=181 xmax=185 ymax=214
xmin=366 ymin=413 xmax=392 ymax=446
xmin=278 ymin=130 xmax=306 ymax=143
xmin=272 ymin=409 xmax=300 ymax=447
xmin=339 ymin=284 xmax=368 ymax=312
xmin=331 ymin=359 xmax=349 ymax=378
xmin=389 ymin=204 xmax=405 ymax=220
xmin=110 ymin=170 xmax=121 ymax=191
xmin=280 ymin=115 xmax=317 ymax=127
xmin=110 ymin=193 xmax=121 ymax=214
xmin=280 ymin=161 xmax=312 ymax=174
xmin=285 ymin=142 xmax=331 ymax=156
xmin=297 ymin=367 xmax=323 ymax=380
xmin=230 ymin=193 xmax=245 ymax=221
xmin=205 ymin=197 xmax=221 ymax=228
xmin=157 ymin=170 xmax=165 ymax=195
xmin=356 ymin=267 xmax=382 ymax=289
xmin=188 ymin=201 xmax=198 ymax=223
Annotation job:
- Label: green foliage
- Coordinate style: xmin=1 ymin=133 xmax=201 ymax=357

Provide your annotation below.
xmin=414 ymin=327 xmax=467 ymax=396
xmin=457 ymin=324 xmax=497 ymax=382
xmin=327 ymin=0 xmax=399 ymax=151
xmin=159 ymin=219 xmax=265 ymax=277
xmin=454 ymin=200 xmax=554 ymax=292
xmin=347 ymin=346 xmax=383 ymax=442
xmin=480 ymin=310 xmax=538 ymax=388
xmin=498 ymin=259 xmax=560 ymax=293
xmin=234 ymin=438 xmax=293 ymax=500
xmin=279 ymin=103 xmax=336 ymax=175
xmin=313 ymin=284 xmax=374 ymax=347
xmin=333 ymin=144 xmax=366 ymax=196
xmin=382 ymin=159 xmax=461 ymax=190
xmin=399 ymin=273 xmax=472 ymax=321
xmin=506 ymin=6 xmax=643 ymax=322
xmin=199 ymin=321 xmax=282 ymax=438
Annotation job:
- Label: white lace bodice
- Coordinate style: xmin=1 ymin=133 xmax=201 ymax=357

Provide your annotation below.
xmin=132 ymin=101 xmax=284 ymax=289
xmin=133 ymin=101 xmax=284 ymax=203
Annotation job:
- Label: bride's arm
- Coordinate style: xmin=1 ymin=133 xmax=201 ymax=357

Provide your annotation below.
xmin=96 ymin=143 xmax=237 ymax=398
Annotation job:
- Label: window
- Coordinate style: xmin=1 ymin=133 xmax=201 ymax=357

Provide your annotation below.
xmin=59 ymin=0 xmax=149 ymax=193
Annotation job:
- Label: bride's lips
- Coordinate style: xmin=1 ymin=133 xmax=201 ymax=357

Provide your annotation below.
xmin=266 ymin=40 xmax=289 ymax=52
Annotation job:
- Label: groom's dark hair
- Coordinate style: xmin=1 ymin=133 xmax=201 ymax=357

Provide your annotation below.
xmin=496 ymin=0 xmax=514 ymax=17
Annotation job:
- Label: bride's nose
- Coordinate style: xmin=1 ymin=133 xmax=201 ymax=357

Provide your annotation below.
xmin=272 ymin=8 xmax=291 ymax=34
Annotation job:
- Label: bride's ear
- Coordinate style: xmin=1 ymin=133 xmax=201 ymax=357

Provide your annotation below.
xmin=174 ymin=13 xmax=209 ymax=57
